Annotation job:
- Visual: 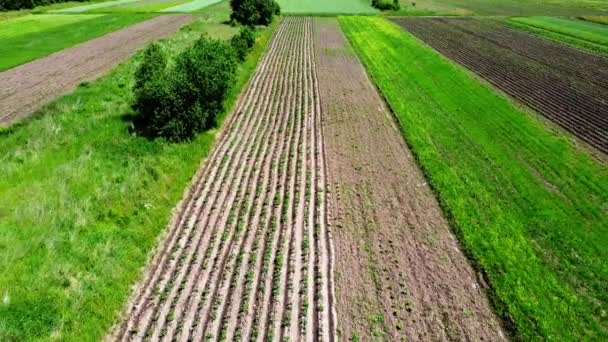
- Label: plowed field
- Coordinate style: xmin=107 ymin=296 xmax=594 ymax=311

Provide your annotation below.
xmin=111 ymin=17 xmax=337 ymax=341
xmin=0 ymin=15 xmax=195 ymax=126
xmin=393 ymin=18 xmax=608 ymax=155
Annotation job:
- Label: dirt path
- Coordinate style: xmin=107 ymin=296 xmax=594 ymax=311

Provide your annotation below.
xmin=0 ymin=15 xmax=196 ymax=127
xmin=314 ymin=18 xmax=506 ymax=341
xmin=110 ymin=17 xmax=337 ymax=341
xmin=393 ymin=17 xmax=608 ymax=156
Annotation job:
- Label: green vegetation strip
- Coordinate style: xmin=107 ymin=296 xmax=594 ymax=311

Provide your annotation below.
xmin=160 ymin=0 xmax=222 ymax=13
xmin=0 ymin=15 xmax=277 ymax=342
xmin=52 ymin=0 xmax=140 ymax=13
xmin=276 ymin=0 xmax=376 ymax=14
xmin=507 ymin=16 xmax=608 ymax=55
xmin=0 ymin=13 xmax=155 ymax=71
xmin=580 ymin=15 xmax=608 ymax=25
xmin=88 ymin=0 xmax=192 ymax=13
xmin=339 ymin=16 xmax=608 ymax=340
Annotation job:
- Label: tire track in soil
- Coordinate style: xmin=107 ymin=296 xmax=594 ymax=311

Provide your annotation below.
xmin=0 ymin=15 xmax=196 ymax=127
xmin=392 ymin=17 xmax=608 ymax=156
xmin=109 ymin=17 xmax=337 ymax=341
xmin=314 ymin=18 xmax=505 ymax=341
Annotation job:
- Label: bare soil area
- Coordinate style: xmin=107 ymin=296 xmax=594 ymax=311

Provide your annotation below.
xmin=0 ymin=15 xmax=195 ymax=126
xmin=315 ymin=18 xmax=505 ymax=341
xmin=393 ymin=17 xmax=608 ymax=156
xmin=110 ymin=17 xmax=336 ymax=341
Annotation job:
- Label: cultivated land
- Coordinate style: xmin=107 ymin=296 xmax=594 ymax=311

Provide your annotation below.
xmin=315 ymin=17 xmax=504 ymax=341
xmin=507 ymin=16 xmax=608 ymax=55
xmin=394 ymin=17 xmax=608 ymax=155
xmin=112 ymin=17 xmax=337 ymax=341
xmin=0 ymin=13 xmax=154 ymax=71
xmin=0 ymin=15 xmax=195 ymax=126
xmin=340 ymin=16 xmax=608 ymax=340
xmin=277 ymin=0 xmax=376 ymax=14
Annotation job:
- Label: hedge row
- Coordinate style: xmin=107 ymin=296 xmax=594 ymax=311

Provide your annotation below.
xmin=132 ymin=27 xmax=257 ymax=142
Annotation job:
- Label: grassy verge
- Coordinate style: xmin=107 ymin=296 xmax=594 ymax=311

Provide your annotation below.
xmin=0 ymin=12 xmax=278 ymax=342
xmin=276 ymin=0 xmax=376 ymax=14
xmin=505 ymin=16 xmax=608 ymax=56
xmin=89 ymin=0 xmax=193 ymax=13
xmin=0 ymin=13 xmax=155 ymax=71
xmin=339 ymin=16 xmax=608 ymax=340
xmin=580 ymin=15 xmax=608 ymax=25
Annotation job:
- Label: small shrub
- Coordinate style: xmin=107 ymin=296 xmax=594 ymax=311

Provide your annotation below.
xmin=133 ymin=36 xmax=238 ymax=142
xmin=231 ymin=26 xmax=256 ymax=61
xmin=230 ymin=0 xmax=280 ymax=27
xmin=371 ymin=0 xmax=400 ymax=11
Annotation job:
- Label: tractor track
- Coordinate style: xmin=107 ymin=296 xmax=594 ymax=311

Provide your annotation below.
xmin=110 ymin=17 xmax=336 ymax=342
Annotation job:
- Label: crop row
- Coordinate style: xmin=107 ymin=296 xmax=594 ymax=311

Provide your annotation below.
xmin=111 ymin=17 xmax=336 ymax=341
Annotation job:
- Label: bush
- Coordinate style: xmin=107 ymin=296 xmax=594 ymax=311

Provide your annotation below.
xmin=133 ymin=36 xmax=238 ymax=142
xmin=231 ymin=26 xmax=256 ymax=61
xmin=230 ymin=0 xmax=280 ymax=27
xmin=371 ymin=0 xmax=400 ymax=11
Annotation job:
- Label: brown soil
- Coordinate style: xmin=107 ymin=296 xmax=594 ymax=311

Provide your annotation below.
xmin=0 ymin=15 xmax=196 ymax=127
xmin=314 ymin=18 xmax=506 ymax=341
xmin=109 ymin=17 xmax=336 ymax=341
xmin=392 ymin=17 xmax=608 ymax=156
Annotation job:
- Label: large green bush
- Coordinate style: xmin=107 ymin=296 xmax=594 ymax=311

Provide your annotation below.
xmin=230 ymin=0 xmax=280 ymax=27
xmin=133 ymin=36 xmax=238 ymax=142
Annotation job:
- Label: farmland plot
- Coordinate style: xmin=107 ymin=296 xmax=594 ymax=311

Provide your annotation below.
xmin=0 ymin=15 xmax=195 ymax=126
xmin=314 ymin=17 xmax=504 ymax=341
xmin=394 ymin=18 xmax=608 ymax=155
xmin=111 ymin=17 xmax=337 ymax=341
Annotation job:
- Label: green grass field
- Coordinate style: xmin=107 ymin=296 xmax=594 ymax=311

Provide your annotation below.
xmin=277 ymin=0 xmax=376 ymax=14
xmin=394 ymin=0 xmax=608 ymax=15
xmin=0 ymin=10 xmax=276 ymax=342
xmin=88 ymin=0 xmax=193 ymax=13
xmin=581 ymin=15 xmax=608 ymax=24
xmin=0 ymin=13 xmax=155 ymax=71
xmin=507 ymin=16 xmax=608 ymax=55
xmin=340 ymin=16 xmax=608 ymax=340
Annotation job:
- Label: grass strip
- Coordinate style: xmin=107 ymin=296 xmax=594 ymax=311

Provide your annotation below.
xmin=0 ymin=13 xmax=155 ymax=71
xmin=339 ymin=16 xmax=608 ymax=340
xmin=277 ymin=0 xmax=376 ymax=14
xmin=89 ymin=0 xmax=192 ymax=13
xmin=0 ymin=13 xmax=278 ymax=342
xmin=506 ymin=16 xmax=608 ymax=55
xmin=160 ymin=0 xmax=222 ymax=13
xmin=51 ymin=0 xmax=141 ymax=13
xmin=580 ymin=15 xmax=608 ymax=25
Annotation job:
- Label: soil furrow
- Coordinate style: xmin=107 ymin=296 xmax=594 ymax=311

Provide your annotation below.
xmin=110 ymin=16 xmax=337 ymax=341
xmin=114 ymin=21 xmax=288 ymax=340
